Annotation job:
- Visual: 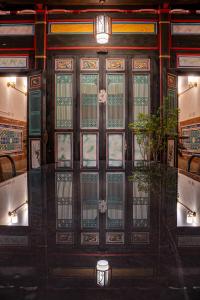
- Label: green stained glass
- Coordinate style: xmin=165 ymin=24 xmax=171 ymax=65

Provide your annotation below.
xmin=133 ymin=74 xmax=150 ymax=119
xmin=80 ymin=74 xmax=99 ymax=129
xmin=29 ymin=90 xmax=41 ymax=135
xmin=106 ymin=74 xmax=125 ymax=129
xmin=55 ymin=74 xmax=73 ymax=129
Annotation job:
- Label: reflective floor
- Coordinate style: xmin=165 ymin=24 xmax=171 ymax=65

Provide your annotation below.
xmin=0 ymin=162 xmax=200 ymax=300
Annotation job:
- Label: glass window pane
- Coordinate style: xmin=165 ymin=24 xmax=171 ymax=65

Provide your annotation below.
xmin=56 ymin=133 xmax=72 ymax=168
xmin=55 ymin=74 xmax=73 ymax=129
xmin=132 ymin=181 xmax=149 ymax=228
xmin=106 ymin=173 xmax=125 ymax=229
xmin=82 ymin=133 xmax=98 ymax=168
xmin=81 ymin=173 xmax=99 ymax=229
xmin=108 ymin=134 xmax=124 ymax=167
xmin=80 ymin=74 xmax=99 ymax=129
xmin=133 ymin=74 xmax=150 ymax=120
xmin=106 ymin=74 xmax=125 ymax=129
xmin=56 ymin=173 xmax=73 ymax=229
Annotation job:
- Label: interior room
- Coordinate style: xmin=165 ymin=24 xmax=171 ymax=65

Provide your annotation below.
xmin=0 ymin=1 xmax=200 ymax=300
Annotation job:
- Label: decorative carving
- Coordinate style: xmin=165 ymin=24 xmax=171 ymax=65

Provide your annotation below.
xmin=106 ymin=58 xmax=125 ymax=71
xmin=80 ymin=58 xmax=99 ymax=71
xmin=55 ymin=58 xmax=73 ymax=71
xmin=132 ymin=58 xmax=150 ymax=71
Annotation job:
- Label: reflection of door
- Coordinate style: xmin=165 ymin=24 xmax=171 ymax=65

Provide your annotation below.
xmin=54 ymin=55 xmax=151 ymax=168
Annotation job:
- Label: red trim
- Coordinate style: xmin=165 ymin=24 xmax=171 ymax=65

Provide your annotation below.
xmin=0 ymin=48 xmax=34 ymax=51
xmin=50 ymin=252 xmax=156 ymax=257
xmin=44 ymin=9 xmax=47 ymax=70
xmin=159 ymin=9 xmax=170 ymax=14
xmin=0 ymin=20 xmax=34 ymax=24
xmin=0 ymin=53 xmax=29 ymax=56
xmin=47 ymin=46 xmax=158 ymax=50
xmin=172 ymin=47 xmax=200 ymax=51
xmin=48 ymin=18 xmax=158 ymax=23
xmin=171 ymin=19 xmax=200 ymax=23
xmin=159 ymin=13 xmax=163 ymax=107
xmin=48 ymin=9 xmax=159 ymax=14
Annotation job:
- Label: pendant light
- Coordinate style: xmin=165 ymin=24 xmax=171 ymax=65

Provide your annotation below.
xmin=94 ymin=0 xmax=112 ymax=44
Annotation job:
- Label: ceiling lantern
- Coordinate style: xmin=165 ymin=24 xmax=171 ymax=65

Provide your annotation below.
xmin=94 ymin=1 xmax=112 ymax=44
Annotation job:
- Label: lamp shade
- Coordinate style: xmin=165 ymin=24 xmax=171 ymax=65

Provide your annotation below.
xmin=95 ymin=15 xmax=112 ymax=44
xmin=96 ymin=260 xmax=110 ymax=287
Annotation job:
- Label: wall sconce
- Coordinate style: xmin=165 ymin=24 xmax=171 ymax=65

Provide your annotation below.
xmin=7 ymin=77 xmax=27 ymax=96
xmin=94 ymin=0 xmax=112 ymax=44
xmin=8 ymin=200 xmax=28 ymax=225
xmin=96 ymin=260 xmax=111 ymax=287
xmin=178 ymin=76 xmax=198 ymax=96
xmin=177 ymin=199 xmax=197 ymax=225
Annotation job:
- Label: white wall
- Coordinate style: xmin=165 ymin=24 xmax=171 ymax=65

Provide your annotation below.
xmin=0 ymin=76 xmax=27 ymax=122
xmin=178 ymin=76 xmax=200 ymax=122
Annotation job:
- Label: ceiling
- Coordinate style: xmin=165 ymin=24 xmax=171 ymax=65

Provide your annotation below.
xmin=1 ymin=0 xmax=200 ymax=10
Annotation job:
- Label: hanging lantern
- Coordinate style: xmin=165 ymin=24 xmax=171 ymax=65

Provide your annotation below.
xmin=95 ymin=15 xmax=112 ymax=44
xmin=96 ymin=260 xmax=111 ymax=287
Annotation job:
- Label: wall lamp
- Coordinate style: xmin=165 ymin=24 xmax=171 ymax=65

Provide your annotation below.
xmin=7 ymin=77 xmax=27 ymax=96
xmin=177 ymin=199 xmax=197 ymax=224
xmin=96 ymin=260 xmax=111 ymax=287
xmin=8 ymin=200 xmax=28 ymax=224
xmin=178 ymin=76 xmax=198 ymax=97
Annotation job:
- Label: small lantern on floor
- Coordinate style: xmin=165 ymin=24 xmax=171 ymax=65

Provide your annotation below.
xmin=96 ymin=260 xmax=111 ymax=287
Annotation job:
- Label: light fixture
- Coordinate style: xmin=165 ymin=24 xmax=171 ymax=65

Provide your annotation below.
xmin=98 ymin=89 xmax=107 ymax=103
xmin=178 ymin=75 xmax=198 ymax=96
xmin=96 ymin=260 xmax=111 ymax=287
xmin=7 ymin=77 xmax=27 ymax=96
xmin=8 ymin=200 xmax=28 ymax=225
xmin=94 ymin=0 xmax=112 ymax=44
xmin=177 ymin=199 xmax=197 ymax=225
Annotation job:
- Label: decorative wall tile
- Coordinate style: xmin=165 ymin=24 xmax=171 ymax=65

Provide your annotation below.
xmin=0 ymin=125 xmax=22 ymax=153
xmin=177 ymin=55 xmax=200 ymax=68
xmin=81 ymin=232 xmax=99 ymax=245
xmin=55 ymin=58 xmax=73 ymax=71
xmin=172 ymin=23 xmax=200 ymax=35
xmin=30 ymin=139 xmax=40 ymax=169
xmin=131 ymin=232 xmax=149 ymax=244
xmin=55 ymin=74 xmax=73 ymax=129
xmin=0 ymin=24 xmax=34 ymax=35
xmin=29 ymin=90 xmax=41 ymax=135
xmin=55 ymin=133 xmax=73 ymax=168
xmin=80 ymin=58 xmax=99 ymax=71
xmin=106 ymin=232 xmax=124 ymax=244
xmin=0 ymin=56 xmax=28 ymax=69
xmin=29 ymin=74 xmax=41 ymax=89
xmin=106 ymin=58 xmax=125 ymax=71
xmin=56 ymin=232 xmax=73 ymax=244
xmin=132 ymin=58 xmax=150 ymax=71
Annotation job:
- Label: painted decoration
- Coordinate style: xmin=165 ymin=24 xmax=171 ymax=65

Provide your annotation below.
xmin=0 ymin=24 xmax=34 ymax=35
xmin=177 ymin=55 xmax=200 ymax=68
xmin=131 ymin=232 xmax=150 ymax=244
xmin=106 ymin=232 xmax=124 ymax=244
xmin=0 ymin=56 xmax=28 ymax=69
xmin=132 ymin=58 xmax=150 ymax=71
xmin=55 ymin=133 xmax=72 ymax=168
xmin=167 ymin=139 xmax=175 ymax=167
xmin=81 ymin=173 xmax=99 ymax=229
xmin=30 ymin=139 xmax=40 ymax=169
xmin=82 ymin=133 xmax=98 ymax=168
xmin=80 ymin=74 xmax=99 ymax=129
xmin=56 ymin=232 xmax=73 ymax=244
xmin=56 ymin=173 xmax=73 ymax=228
xmin=55 ymin=58 xmax=73 ymax=71
xmin=106 ymin=58 xmax=125 ymax=71
xmin=49 ymin=21 xmax=157 ymax=34
xmin=29 ymin=90 xmax=41 ymax=135
xmin=106 ymin=74 xmax=125 ymax=129
xmin=0 ymin=235 xmax=28 ymax=246
xmin=81 ymin=232 xmax=99 ymax=245
xmin=55 ymin=74 xmax=73 ymax=129
xmin=167 ymin=73 xmax=177 ymax=89
xmin=29 ymin=74 xmax=41 ymax=89
xmin=182 ymin=124 xmax=200 ymax=152
xmin=108 ymin=134 xmax=124 ymax=167
xmin=80 ymin=58 xmax=99 ymax=71
xmin=172 ymin=23 xmax=200 ymax=35
xmin=0 ymin=125 xmax=22 ymax=153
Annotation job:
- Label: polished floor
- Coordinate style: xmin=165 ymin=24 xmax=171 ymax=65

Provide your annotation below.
xmin=0 ymin=162 xmax=200 ymax=299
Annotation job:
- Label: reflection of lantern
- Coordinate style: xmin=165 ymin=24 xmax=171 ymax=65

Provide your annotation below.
xmin=188 ymin=76 xmax=198 ymax=88
xmin=95 ymin=15 xmax=112 ymax=44
xmin=96 ymin=260 xmax=111 ymax=287
xmin=9 ymin=211 xmax=18 ymax=224
xmin=187 ymin=211 xmax=196 ymax=224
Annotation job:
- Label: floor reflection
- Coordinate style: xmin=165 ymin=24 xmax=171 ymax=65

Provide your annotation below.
xmin=0 ymin=162 xmax=200 ymax=299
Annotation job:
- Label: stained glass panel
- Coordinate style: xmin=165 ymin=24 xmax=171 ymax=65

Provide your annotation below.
xmin=56 ymin=173 xmax=73 ymax=229
xmin=81 ymin=173 xmax=99 ymax=229
xmin=80 ymin=74 xmax=99 ymax=129
xmin=56 ymin=133 xmax=72 ymax=168
xmin=82 ymin=133 xmax=98 ymax=168
xmin=106 ymin=74 xmax=125 ymax=129
xmin=29 ymin=90 xmax=41 ymax=135
xmin=108 ymin=133 xmax=124 ymax=167
xmin=55 ymin=74 xmax=73 ymax=129
xmin=106 ymin=173 xmax=125 ymax=229
xmin=133 ymin=74 xmax=150 ymax=120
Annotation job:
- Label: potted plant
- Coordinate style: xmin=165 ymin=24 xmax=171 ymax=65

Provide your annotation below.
xmin=129 ymin=97 xmax=179 ymax=162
